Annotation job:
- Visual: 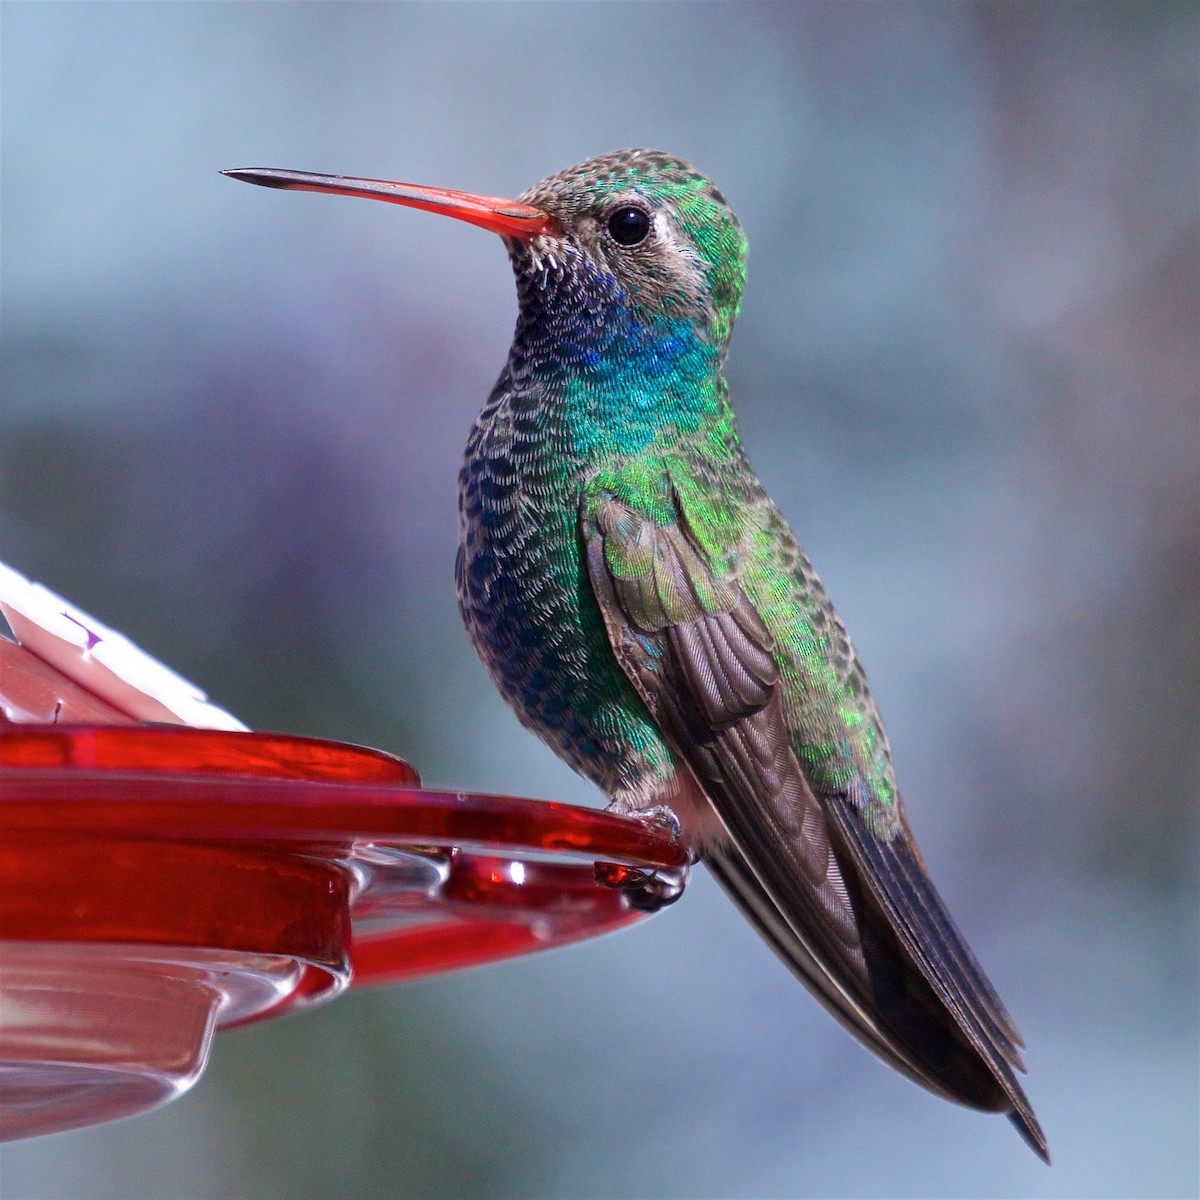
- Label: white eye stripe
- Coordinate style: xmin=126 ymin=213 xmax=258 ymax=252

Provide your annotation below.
xmin=652 ymin=211 xmax=707 ymax=297
xmin=654 ymin=211 xmax=695 ymax=258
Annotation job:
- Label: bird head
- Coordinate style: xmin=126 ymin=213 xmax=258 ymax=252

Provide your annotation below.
xmin=224 ymin=149 xmax=746 ymax=352
xmin=515 ymin=149 xmax=747 ymax=349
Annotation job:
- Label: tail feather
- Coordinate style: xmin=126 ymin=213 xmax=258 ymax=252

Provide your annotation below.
xmin=705 ymin=842 xmax=1050 ymax=1164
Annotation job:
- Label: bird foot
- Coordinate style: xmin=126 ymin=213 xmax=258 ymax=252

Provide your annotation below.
xmin=633 ymin=804 xmax=683 ymax=843
xmin=594 ymin=806 xmax=690 ymax=911
xmin=594 ymin=858 xmax=690 ymax=911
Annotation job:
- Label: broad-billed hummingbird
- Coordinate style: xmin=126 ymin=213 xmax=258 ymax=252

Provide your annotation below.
xmin=225 ymin=150 xmax=1046 ymax=1160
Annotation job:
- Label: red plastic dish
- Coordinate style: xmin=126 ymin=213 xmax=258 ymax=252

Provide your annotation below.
xmin=0 ymin=724 xmax=688 ymax=1140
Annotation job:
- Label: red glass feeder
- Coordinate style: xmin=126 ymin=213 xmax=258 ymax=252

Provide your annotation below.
xmin=0 ymin=570 xmax=688 ymax=1141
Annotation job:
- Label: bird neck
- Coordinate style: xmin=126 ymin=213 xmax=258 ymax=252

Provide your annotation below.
xmin=508 ymin=245 xmax=728 ymax=461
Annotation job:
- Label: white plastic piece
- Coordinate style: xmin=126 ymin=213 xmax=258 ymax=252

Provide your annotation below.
xmin=0 ymin=560 xmax=247 ymax=730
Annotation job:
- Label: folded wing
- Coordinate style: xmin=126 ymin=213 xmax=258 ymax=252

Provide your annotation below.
xmin=580 ymin=482 xmax=1047 ymax=1161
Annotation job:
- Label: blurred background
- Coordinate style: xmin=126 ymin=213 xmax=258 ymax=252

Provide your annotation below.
xmin=2 ymin=2 xmax=1196 ymax=1197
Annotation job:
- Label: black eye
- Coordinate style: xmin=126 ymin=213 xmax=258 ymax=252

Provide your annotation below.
xmin=607 ymin=205 xmax=651 ymax=246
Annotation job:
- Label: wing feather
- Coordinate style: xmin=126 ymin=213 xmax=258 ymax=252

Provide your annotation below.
xmin=580 ymin=485 xmax=1047 ymax=1161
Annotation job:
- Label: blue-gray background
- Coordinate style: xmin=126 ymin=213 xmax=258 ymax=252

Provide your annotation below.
xmin=2 ymin=3 xmax=1196 ymax=1197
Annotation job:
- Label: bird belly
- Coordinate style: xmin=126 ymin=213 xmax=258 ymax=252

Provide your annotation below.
xmin=456 ymin=484 xmax=683 ymax=810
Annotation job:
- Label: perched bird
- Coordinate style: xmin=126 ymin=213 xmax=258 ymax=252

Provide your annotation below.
xmin=225 ymin=150 xmax=1047 ymax=1160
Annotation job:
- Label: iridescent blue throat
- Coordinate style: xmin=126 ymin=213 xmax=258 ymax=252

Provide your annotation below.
xmin=508 ymin=244 xmax=723 ymax=460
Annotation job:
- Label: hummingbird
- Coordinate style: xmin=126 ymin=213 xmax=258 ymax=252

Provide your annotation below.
xmin=224 ymin=150 xmax=1047 ymax=1161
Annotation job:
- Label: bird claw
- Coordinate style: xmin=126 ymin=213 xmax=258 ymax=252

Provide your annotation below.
xmin=627 ymin=861 xmax=690 ymax=910
xmin=593 ymin=858 xmax=691 ymax=911
xmin=634 ymin=804 xmax=683 ymax=843
xmin=595 ymin=802 xmax=690 ymax=912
